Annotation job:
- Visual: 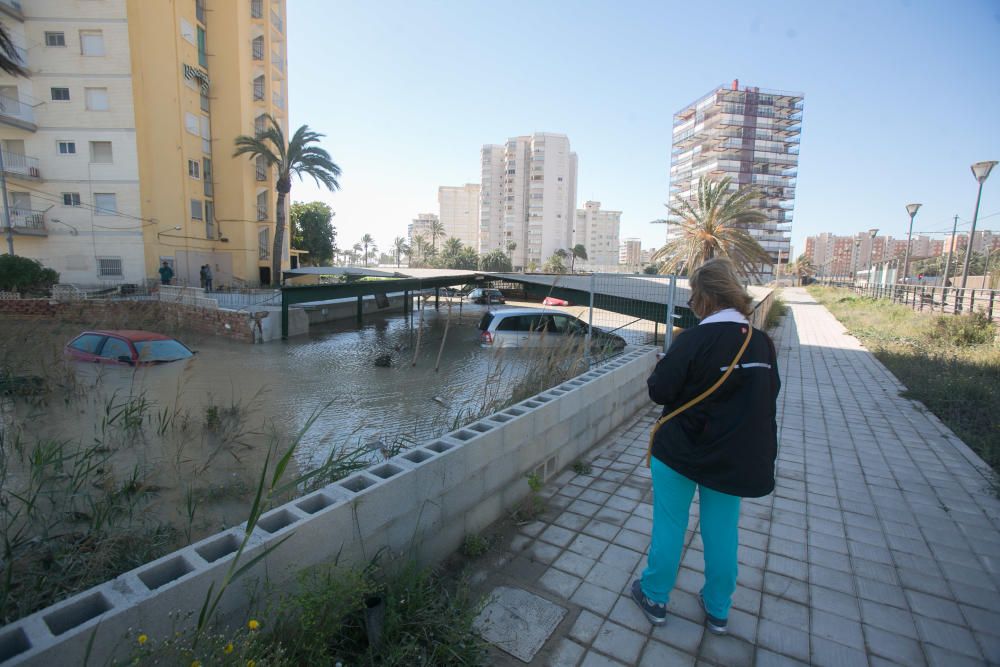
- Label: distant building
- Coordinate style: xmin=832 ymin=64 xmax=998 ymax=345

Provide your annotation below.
xmin=619 ymin=238 xmax=642 ymax=269
xmin=480 ymin=133 xmax=577 ymax=269
xmin=669 ymin=80 xmax=803 ymax=281
xmin=438 ymin=184 xmax=480 ymax=250
xmin=408 ymin=213 xmax=438 ymax=246
xmin=573 ymin=201 xmax=621 ymax=269
xmin=945 ymin=231 xmax=998 ymax=255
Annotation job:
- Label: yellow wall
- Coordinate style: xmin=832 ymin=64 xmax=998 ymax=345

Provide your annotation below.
xmin=126 ymin=0 xmax=289 ymax=287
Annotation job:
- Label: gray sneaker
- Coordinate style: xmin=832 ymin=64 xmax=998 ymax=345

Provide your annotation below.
xmin=630 ymin=580 xmax=667 ymax=626
xmin=699 ymin=594 xmax=728 ymax=635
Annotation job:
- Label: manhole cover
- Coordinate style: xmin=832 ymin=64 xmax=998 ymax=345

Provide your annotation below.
xmin=473 ymin=586 xmax=567 ymax=662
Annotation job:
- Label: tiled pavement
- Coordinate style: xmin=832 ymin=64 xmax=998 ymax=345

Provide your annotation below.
xmin=478 ymin=287 xmax=1000 ymax=666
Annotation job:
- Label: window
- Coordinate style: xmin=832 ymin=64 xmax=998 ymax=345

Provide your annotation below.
xmin=196 ymin=0 xmax=206 ymax=25
xmin=252 ymin=35 xmax=264 ymax=60
xmin=258 ymin=227 xmax=270 ymax=259
xmin=97 ymin=257 xmax=123 ymax=278
xmin=205 ymin=201 xmax=215 ymax=239
xmin=62 ymin=192 xmax=81 ymax=206
xmin=200 ymin=90 xmax=210 ymax=112
xmin=200 ymin=115 xmax=211 ymax=153
xmin=197 ymin=27 xmax=207 ymax=67
xmin=45 ymin=32 xmax=66 ymax=47
xmin=89 ymin=141 xmax=112 ymax=163
xmin=80 ymin=30 xmax=105 ymax=57
xmin=203 ymin=158 xmax=213 ymax=196
xmin=85 ymin=87 xmax=109 ymax=111
xmin=187 ymin=159 xmax=200 ymax=178
xmin=190 ymin=199 xmax=203 ymax=220
xmin=255 ymin=155 xmax=267 ymax=181
xmin=253 ymin=75 xmax=264 ymax=101
xmin=101 ymin=336 xmax=131 ymax=359
xmin=180 ymin=18 xmax=196 ymax=45
xmin=69 ymin=334 xmax=104 ymax=354
xmin=57 ymin=141 xmax=76 ymax=155
xmin=251 ymin=0 xmax=263 ymax=19
xmin=256 ymin=191 xmax=268 ymax=220
xmin=51 ymin=87 xmax=70 ymax=101
xmin=185 ymin=112 xmax=199 ymax=135
xmin=94 ymin=193 xmax=117 ymax=215
xmin=254 ymin=114 xmax=267 ymax=137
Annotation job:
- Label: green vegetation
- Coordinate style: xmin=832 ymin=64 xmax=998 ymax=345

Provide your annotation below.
xmin=572 ymin=459 xmax=593 ymax=475
xmin=808 ymin=286 xmax=999 ymax=474
xmin=765 ymin=294 xmax=788 ymax=330
xmin=461 ymin=533 xmax=491 ymax=558
xmin=0 ymin=255 xmax=59 ymax=295
xmin=290 ymin=201 xmax=336 ymax=266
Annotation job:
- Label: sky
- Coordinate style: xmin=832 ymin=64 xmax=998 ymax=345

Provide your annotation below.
xmin=286 ymin=0 xmax=1000 ymax=258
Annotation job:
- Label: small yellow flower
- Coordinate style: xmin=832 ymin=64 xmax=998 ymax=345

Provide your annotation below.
xmin=247 ymin=661 xmax=256 ymax=667
xmin=137 ymin=634 xmax=148 ymax=646
xmin=224 ymin=642 xmax=234 ymax=654
xmin=191 ymin=661 xmax=201 ymax=667
xmin=247 ymin=619 xmax=260 ymax=631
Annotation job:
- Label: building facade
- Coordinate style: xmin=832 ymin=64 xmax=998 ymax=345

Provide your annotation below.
xmin=438 ymin=184 xmax=479 ymax=250
xmin=408 ymin=212 xmax=438 ymax=246
xmin=573 ymin=201 xmax=620 ymax=269
xmin=479 ymin=132 xmax=577 ymax=269
xmin=0 ymin=0 xmax=290 ymax=287
xmin=669 ymin=80 xmax=802 ymax=281
xmin=619 ymin=237 xmax=641 ymax=270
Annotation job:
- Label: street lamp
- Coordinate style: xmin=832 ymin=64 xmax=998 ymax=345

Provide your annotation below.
xmin=868 ymin=228 xmax=879 ymax=286
xmin=852 ymin=238 xmax=861 ymax=284
xmin=901 ymin=203 xmax=921 ymax=285
xmin=960 ymin=160 xmax=998 ymax=289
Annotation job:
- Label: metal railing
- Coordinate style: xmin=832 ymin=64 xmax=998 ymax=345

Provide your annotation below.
xmin=270 ymin=9 xmax=283 ymax=32
xmin=257 ymin=204 xmax=268 ymax=221
xmin=272 ymin=91 xmax=284 ymax=109
xmin=271 ymin=52 xmax=284 ymax=73
xmin=251 ymin=0 xmax=263 ymax=18
xmin=8 ymin=208 xmax=46 ymax=233
xmin=0 ymin=95 xmax=34 ymax=125
xmin=837 ymin=281 xmax=1000 ymax=323
xmin=0 ymin=149 xmax=40 ymax=178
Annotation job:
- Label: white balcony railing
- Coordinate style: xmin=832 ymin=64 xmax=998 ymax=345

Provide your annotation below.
xmin=9 ymin=209 xmax=46 ymax=234
xmin=0 ymin=95 xmax=34 ymax=126
xmin=0 ymin=150 xmax=40 ymax=178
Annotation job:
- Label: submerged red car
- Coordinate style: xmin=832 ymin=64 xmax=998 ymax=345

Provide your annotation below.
xmin=64 ymin=330 xmax=194 ymax=365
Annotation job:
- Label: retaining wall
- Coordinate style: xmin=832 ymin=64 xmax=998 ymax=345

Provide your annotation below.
xmin=0 ymin=348 xmax=659 ymax=666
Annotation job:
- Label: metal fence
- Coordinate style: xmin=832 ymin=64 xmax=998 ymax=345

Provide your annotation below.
xmin=823 ymin=279 xmax=1000 ymax=323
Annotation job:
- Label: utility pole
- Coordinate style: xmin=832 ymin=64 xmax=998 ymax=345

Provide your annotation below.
xmin=0 ymin=148 xmax=13 ymax=255
xmin=942 ymin=215 xmax=958 ymax=289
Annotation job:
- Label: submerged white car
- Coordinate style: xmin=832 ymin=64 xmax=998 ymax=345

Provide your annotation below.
xmin=476 ymin=307 xmax=626 ymax=351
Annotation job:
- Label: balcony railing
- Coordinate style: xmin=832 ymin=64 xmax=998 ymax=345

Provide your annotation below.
xmin=253 ymin=80 xmax=265 ymax=101
xmin=0 ymin=0 xmax=23 ymax=20
xmin=257 ymin=204 xmax=268 ymax=221
xmin=8 ymin=209 xmax=46 ymax=235
xmin=251 ymin=0 xmax=263 ymax=18
xmin=272 ymin=91 xmax=284 ymax=109
xmin=0 ymin=150 xmax=40 ymax=178
xmin=271 ymin=52 xmax=284 ymax=72
xmin=0 ymin=95 xmax=35 ymax=129
xmin=252 ymin=41 xmax=264 ymax=60
xmin=255 ymin=163 xmax=267 ymax=181
xmin=270 ymin=9 xmax=283 ymax=33
xmin=204 ymin=179 xmax=213 ymax=197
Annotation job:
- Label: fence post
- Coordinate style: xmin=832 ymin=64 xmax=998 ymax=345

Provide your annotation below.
xmin=587 ymin=273 xmax=595 ymax=352
xmin=989 ymin=291 xmax=995 ymax=323
xmin=664 ymin=274 xmax=677 ymax=352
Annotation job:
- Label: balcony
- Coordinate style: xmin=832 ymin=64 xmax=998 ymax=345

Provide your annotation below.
xmin=204 ymin=179 xmax=213 ymax=197
xmin=272 ymin=91 xmax=284 ymax=109
xmin=251 ymin=0 xmax=263 ymax=19
xmin=0 ymin=150 xmax=40 ymax=179
xmin=257 ymin=204 xmax=268 ymax=221
xmin=270 ymin=9 xmax=283 ymax=33
xmin=0 ymin=95 xmax=36 ymax=131
xmin=253 ymin=80 xmax=265 ymax=101
xmin=8 ymin=209 xmax=46 ymax=235
xmin=271 ymin=52 xmax=284 ymax=73
xmin=255 ymin=163 xmax=267 ymax=181
xmin=0 ymin=0 xmax=23 ymax=21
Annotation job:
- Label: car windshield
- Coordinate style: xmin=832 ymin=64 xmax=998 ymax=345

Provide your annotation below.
xmin=133 ymin=339 xmax=193 ymax=362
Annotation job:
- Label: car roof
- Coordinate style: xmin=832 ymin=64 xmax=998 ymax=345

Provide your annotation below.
xmin=488 ymin=307 xmax=571 ymax=317
xmin=80 ymin=330 xmax=174 ymax=342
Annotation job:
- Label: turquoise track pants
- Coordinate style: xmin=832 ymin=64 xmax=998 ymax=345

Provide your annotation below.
xmin=640 ymin=458 xmax=742 ymax=620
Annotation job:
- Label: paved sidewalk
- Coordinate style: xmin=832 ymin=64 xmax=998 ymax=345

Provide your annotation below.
xmin=474 ymin=287 xmax=1000 ymax=666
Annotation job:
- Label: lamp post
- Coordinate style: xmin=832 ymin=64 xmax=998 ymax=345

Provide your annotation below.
xmin=960 ymin=160 xmax=997 ymax=289
xmin=901 ymin=203 xmax=921 ymax=286
xmin=852 ymin=238 xmax=861 ymax=285
xmin=867 ymin=228 xmax=879 ymax=286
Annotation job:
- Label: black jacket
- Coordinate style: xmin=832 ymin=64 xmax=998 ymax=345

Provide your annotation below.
xmin=647 ymin=321 xmax=781 ymax=498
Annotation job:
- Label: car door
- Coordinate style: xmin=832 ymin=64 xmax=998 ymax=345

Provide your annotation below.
xmin=97 ymin=335 xmax=135 ymax=364
xmin=492 ymin=314 xmax=528 ymax=347
xmin=66 ymin=333 xmax=107 ymax=362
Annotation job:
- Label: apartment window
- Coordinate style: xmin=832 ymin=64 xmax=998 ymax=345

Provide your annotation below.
xmin=258 ymin=227 xmax=270 ymax=259
xmin=254 ymin=114 xmax=267 ymax=137
xmin=200 ymin=90 xmax=210 ymax=112
xmin=85 ymin=87 xmax=109 ymax=111
xmin=203 ymin=158 xmax=213 ymax=196
xmin=50 ymin=87 xmax=70 ymax=101
xmin=200 ymin=115 xmax=211 ymax=153
xmin=255 ymin=155 xmax=267 ymax=181
xmin=180 ymin=19 xmax=196 ymax=45
xmin=185 ymin=112 xmax=199 ymax=135
xmin=196 ymin=0 xmax=206 ymax=25
xmin=197 ymin=27 xmax=207 ymax=67
xmin=253 ymin=75 xmax=264 ymax=101
xmin=45 ymin=32 xmax=66 ymax=47
xmin=94 ymin=193 xmax=117 ymax=215
xmin=97 ymin=257 xmax=123 ymax=278
xmin=62 ymin=193 xmax=81 ymax=206
xmin=89 ymin=141 xmax=112 ymax=163
xmin=252 ymin=35 xmax=264 ymax=60
xmin=57 ymin=141 xmax=76 ymax=155
xmin=251 ymin=0 xmax=263 ymax=19
xmin=256 ymin=191 xmax=268 ymax=220
xmin=80 ymin=30 xmax=105 ymax=57
xmin=205 ymin=201 xmax=215 ymax=239
xmin=190 ymin=199 xmax=203 ymax=220
xmin=187 ymin=159 xmax=200 ymax=178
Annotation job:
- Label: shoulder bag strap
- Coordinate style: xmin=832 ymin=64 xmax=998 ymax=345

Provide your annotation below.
xmin=646 ymin=325 xmax=753 ymax=468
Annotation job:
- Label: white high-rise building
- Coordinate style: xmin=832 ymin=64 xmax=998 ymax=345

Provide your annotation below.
xmin=408 ymin=213 xmax=438 ymax=245
xmin=573 ymin=201 xmax=620 ymax=269
xmin=438 ymin=184 xmax=479 ymax=250
xmin=620 ymin=238 xmax=641 ymax=269
xmin=479 ymin=132 xmax=577 ymax=269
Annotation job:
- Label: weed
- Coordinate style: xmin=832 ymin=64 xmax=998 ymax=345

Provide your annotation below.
xmin=572 ymin=459 xmax=593 ymax=475
xmin=461 ymin=533 xmax=491 ymax=558
xmin=511 ymin=471 xmax=546 ymax=524
xmin=765 ymin=295 xmax=788 ymax=330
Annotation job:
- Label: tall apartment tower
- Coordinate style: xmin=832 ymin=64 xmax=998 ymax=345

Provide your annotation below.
xmin=669 ymin=81 xmax=803 ymax=280
xmin=573 ymin=201 xmax=620 ymax=269
xmin=408 ymin=213 xmax=438 ymax=245
xmin=0 ymin=0 xmax=289 ymax=287
xmin=619 ymin=237 xmax=641 ymax=270
xmin=438 ymin=184 xmax=479 ymax=250
xmin=479 ymin=132 xmax=577 ymax=269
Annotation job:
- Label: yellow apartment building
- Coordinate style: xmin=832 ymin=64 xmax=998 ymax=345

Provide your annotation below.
xmin=0 ymin=0 xmax=290 ymax=287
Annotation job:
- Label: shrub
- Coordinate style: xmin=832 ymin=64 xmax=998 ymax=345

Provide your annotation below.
xmin=0 ymin=255 xmax=59 ymax=294
xmin=927 ymin=312 xmax=996 ymax=347
xmin=765 ymin=296 xmax=788 ymax=330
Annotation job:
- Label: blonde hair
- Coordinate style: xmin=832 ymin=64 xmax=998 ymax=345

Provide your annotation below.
xmin=689 ymin=258 xmax=753 ymax=318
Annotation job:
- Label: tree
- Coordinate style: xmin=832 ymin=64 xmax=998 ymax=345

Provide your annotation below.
xmin=290 ymin=201 xmax=335 ymax=266
xmin=0 ymin=255 xmax=59 ymax=294
xmin=350 ymin=243 xmax=362 ymax=266
xmin=441 ymin=237 xmax=463 ymax=258
xmin=0 ymin=23 xmax=27 ymax=77
xmin=410 ymin=234 xmax=427 ymax=267
xmin=789 ymin=253 xmax=816 ymax=280
xmin=506 ymin=240 xmax=517 ymax=258
xmin=392 ymin=236 xmax=409 ymax=267
xmin=544 ymin=252 xmax=567 ymax=273
xmin=479 ymin=249 xmax=513 ymax=273
xmin=650 ymin=176 xmax=771 ymax=279
xmin=359 ymin=234 xmax=377 ymax=267
xmin=569 ymin=244 xmax=588 ymax=273
xmin=428 ymin=220 xmax=445 ymax=256
xmin=233 ymin=115 xmax=341 ymax=285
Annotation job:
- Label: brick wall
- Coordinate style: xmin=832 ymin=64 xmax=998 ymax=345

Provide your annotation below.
xmin=0 ymin=300 xmax=254 ymax=343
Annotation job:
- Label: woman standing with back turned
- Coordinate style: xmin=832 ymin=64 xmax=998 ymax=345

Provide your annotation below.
xmin=631 ymin=257 xmax=781 ymax=634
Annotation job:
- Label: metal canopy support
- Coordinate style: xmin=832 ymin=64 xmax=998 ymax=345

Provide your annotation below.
xmin=664 ymin=275 xmax=678 ymax=352
xmin=356 ymin=295 xmax=363 ymax=325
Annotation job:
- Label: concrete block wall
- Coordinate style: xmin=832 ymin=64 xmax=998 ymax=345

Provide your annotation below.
xmin=0 ymin=347 xmax=659 ymax=666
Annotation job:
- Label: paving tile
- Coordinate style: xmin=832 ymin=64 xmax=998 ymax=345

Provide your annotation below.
xmin=588 ymin=561 xmax=631 ymax=594
xmin=582 ymin=520 xmax=620 ymax=542
xmin=809 ymin=585 xmax=860 ymax=619
xmin=761 ymin=593 xmax=809 ymax=632
xmin=859 ymin=598 xmax=918 ymax=638
xmin=539 ymin=567 xmax=583 ymax=599
xmin=905 ymin=589 xmax=962 ymax=622
xmin=592 ymin=620 xmax=646 ymax=665
xmin=613 ymin=528 xmax=648 ymax=553
xmin=638 ymin=640 xmax=696 ymax=667
xmin=700 ymin=632 xmax=753 ymax=667
xmin=810 ymin=635 xmax=869 ymax=667
xmin=528 ymin=541 xmax=563 ymax=564
xmin=755 ymin=618 xmax=810 ymax=662
xmin=569 ymin=609 xmax=604 ymax=644
xmin=554 ymin=511 xmax=591 ymax=532
xmin=855 ymin=576 xmax=908 ymax=609
xmin=763 ymin=572 xmax=808 ymax=604
xmin=754 ymin=647 xmax=810 ymax=667
xmin=649 ymin=613 xmax=703 ymax=653
xmin=810 ymin=608 xmax=864 ymax=650
xmin=571 ymin=582 xmax=619 ymax=616
xmin=863 ymin=624 xmax=927 ymax=666
xmin=924 ymin=644 xmax=986 ymax=667
xmin=546 ymin=638 xmax=585 ymax=667
xmin=600 ymin=543 xmax=643 ymax=571
xmin=915 ymin=615 xmax=983 ymax=658
xmin=579 ymin=650 xmax=627 ymax=667
xmin=540 ymin=525 xmax=578 ymax=548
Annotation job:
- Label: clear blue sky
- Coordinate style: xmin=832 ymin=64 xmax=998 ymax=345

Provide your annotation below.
xmin=287 ymin=0 xmax=1000 ymax=257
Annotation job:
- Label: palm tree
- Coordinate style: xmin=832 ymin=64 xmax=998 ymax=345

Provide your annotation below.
xmin=480 ymin=249 xmax=513 ymax=272
xmin=392 ymin=236 xmax=409 ymax=267
xmin=360 ymin=233 xmax=376 ymax=267
xmin=0 ymin=23 xmax=27 ymax=77
xmin=233 ymin=114 xmax=341 ymax=285
xmin=411 ymin=234 xmax=427 ymax=266
xmin=442 ymin=237 xmax=463 ymax=257
xmin=651 ymin=176 xmax=771 ymax=279
xmin=790 ymin=254 xmax=816 ymax=283
xmin=428 ymin=220 xmax=445 ymax=256
xmin=351 ymin=243 xmax=362 ymax=266
xmin=569 ymin=244 xmax=588 ymax=273
xmin=506 ymin=240 xmax=517 ymax=258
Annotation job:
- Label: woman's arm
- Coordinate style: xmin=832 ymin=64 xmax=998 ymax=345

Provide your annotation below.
xmin=647 ymin=332 xmax=694 ymax=406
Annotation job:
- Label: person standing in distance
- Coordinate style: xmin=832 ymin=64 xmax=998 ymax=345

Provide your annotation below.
xmin=632 ymin=257 xmax=781 ymax=635
xmin=158 ymin=261 xmax=174 ymax=286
